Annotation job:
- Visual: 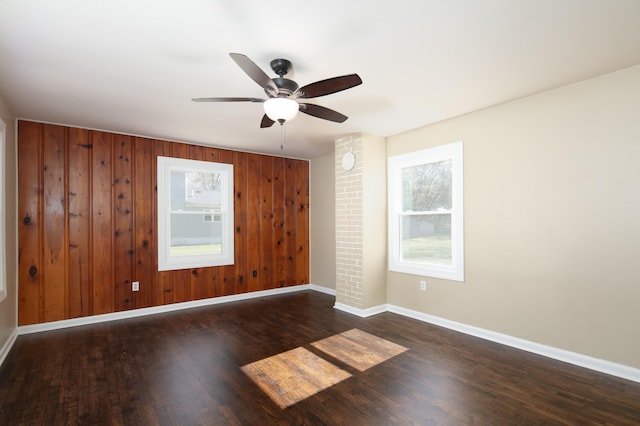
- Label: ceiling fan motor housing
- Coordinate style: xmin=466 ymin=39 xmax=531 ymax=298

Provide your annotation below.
xmin=271 ymin=77 xmax=299 ymax=97
xmin=268 ymin=58 xmax=298 ymax=97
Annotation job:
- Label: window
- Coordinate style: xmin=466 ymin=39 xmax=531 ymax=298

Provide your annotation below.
xmin=157 ymin=156 xmax=234 ymax=271
xmin=0 ymin=118 xmax=6 ymax=302
xmin=388 ymin=141 xmax=464 ymax=281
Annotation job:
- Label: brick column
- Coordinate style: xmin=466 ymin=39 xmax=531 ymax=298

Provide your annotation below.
xmin=335 ymin=135 xmax=364 ymax=308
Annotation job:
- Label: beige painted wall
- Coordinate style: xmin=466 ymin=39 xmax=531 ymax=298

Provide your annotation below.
xmin=387 ymin=65 xmax=640 ymax=368
xmin=361 ymin=134 xmax=387 ymax=308
xmin=310 ymin=153 xmax=336 ymax=290
xmin=0 ymin=94 xmax=17 ymax=353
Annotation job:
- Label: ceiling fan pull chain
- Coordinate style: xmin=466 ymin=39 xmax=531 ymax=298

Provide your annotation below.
xmin=280 ymin=122 xmax=286 ymax=150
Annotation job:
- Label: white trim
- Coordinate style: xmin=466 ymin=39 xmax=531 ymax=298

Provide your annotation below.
xmin=387 ymin=304 xmax=640 ymax=384
xmin=0 ymin=118 xmax=6 ymax=303
xmin=18 ymin=285 xmax=311 ymax=335
xmin=14 ymin=118 xmax=19 ymax=329
xmin=0 ymin=328 xmax=18 ymax=366
xmin=308 ymin=284 xmax=336 ymax=296
xmin=334 ymin=302 xmax=388 ymax=318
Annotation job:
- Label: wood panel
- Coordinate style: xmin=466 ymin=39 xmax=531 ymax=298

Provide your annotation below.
xmin=17 ymin=121 xmax=42 ymax=325
xmin=295 ymin=160 xmax=310 ymax=284
xmin=16 ymin=121 xmax=310 ymax=325
xmin=133 ymin=137 xmax=154 ymax=308
xmin=246 ymin=153 xmax=261 ymax=292
xmin=42 ymin=124 xmax=67 ymax=322
xmin=259 ymin=156 xmax=274 ymax=290
xmin=91 ymin=131 xmax=114 ymax=315
xmin=67 ymin=128 xmax=91 ymax=318
xmin=113 ymin=134 xmax=134 ymax=312
xmin=284 ymin=159 xmax=297 ymax=286
xmin=232 ymin=151 xmax=248 ymax=295
xmin=272 ymin=157 xmax=286 ymax=288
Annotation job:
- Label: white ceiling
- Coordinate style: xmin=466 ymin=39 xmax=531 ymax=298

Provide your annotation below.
xmin=1 ymin=1 xmax=640 ymax=159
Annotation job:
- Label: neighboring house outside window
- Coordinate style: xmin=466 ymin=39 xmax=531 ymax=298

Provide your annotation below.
xmin=157 ymin=156 xmax=234 ymax=271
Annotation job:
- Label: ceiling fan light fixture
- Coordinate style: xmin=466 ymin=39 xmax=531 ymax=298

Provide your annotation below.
xmin=193 ymin=53 xmax=361 ymax=128
xmin=264 ymin=97 xmax=299 ymax=123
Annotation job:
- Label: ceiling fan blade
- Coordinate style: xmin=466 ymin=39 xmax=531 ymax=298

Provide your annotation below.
xmin=295 ymin=74 xmax=362 ymax=99
xmin=191 ymin=97 xmax=264 ymax=102
xmin=229 ymin=53 xmax=278 ymax=96
xmin=260 ymin=114 xmax=275 ymax=128
xmin=299 ymin=103 xmax=348 ymax=123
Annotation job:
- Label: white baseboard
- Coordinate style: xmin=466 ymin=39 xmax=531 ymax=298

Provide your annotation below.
xmin=386 ymin=304 xmax=640 ymax=384
xmin=0 ymin=328 xmax=18 ymax=367
xmin=18 ymin=284 xmax=312 ymax=335
xmin=334 ymin=302 xmax=388 ymax=317
xmin=309 ymin=284 xmax=336 ymax=296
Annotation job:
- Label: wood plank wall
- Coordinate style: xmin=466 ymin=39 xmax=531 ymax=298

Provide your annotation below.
xmin=17 ymin=121 xmax=310 ymax=325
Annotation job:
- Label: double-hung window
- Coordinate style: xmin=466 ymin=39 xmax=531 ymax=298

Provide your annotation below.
xmin=388 ymin=141 xmax=464 ymax=281
xmin=157 ymin=156 xmax=234 ymax=271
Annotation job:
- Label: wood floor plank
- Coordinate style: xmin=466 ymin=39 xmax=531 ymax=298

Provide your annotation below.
xmin=1 ymin=291 xmax=640 ymax=425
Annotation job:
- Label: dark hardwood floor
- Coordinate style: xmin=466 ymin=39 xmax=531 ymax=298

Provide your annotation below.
xmin=1 ymin=291 xmax=639 ymax=425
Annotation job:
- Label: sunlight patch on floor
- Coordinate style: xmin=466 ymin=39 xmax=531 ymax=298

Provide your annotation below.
xmin=241 ymin=347 xmax=351 ymax=408
xmin=241 ymin=329 xmax=408 ymax=408
xmin=311 ymin=328 xmax=409 ymax=372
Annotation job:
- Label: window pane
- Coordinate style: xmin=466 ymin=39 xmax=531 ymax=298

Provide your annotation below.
xmin=400 ymin=214 xmax=452 ymax=265
xmin=169 ymin=170 xmax=223 ymax=257
xmin=388 ymin=141 xmax=463 ymax=280
xmin=158 ymin=156 xmax=234 ymax=271
xmin=169 ymin=212 xmax=222 ymax=256
xmin=401 ymin=159 xmax=452 ymax=212
xmin=171 ymin=170 xmax=221 ymax=210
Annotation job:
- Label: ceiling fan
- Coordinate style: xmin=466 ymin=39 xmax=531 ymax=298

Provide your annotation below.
xmin=192 ymin=53 xmax=362 ymax=128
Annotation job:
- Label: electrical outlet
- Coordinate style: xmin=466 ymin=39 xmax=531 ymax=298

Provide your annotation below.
xmin=132 ymin=281 xmax=139 ymax=292
xmin=420 ymin=280 xmax=426 ymax=291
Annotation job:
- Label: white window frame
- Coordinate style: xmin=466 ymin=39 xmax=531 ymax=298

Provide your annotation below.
xmin=0 ymin=118 xmax=6 ymax=302
xmin=388 ymin=141 xmax=464 ymax=281
xmin=157 ymin=156 xmax=234 ymax=271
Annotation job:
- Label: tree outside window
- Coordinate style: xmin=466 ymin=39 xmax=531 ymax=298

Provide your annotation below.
xmin=388 ymin=141 xmax=464 ymax=281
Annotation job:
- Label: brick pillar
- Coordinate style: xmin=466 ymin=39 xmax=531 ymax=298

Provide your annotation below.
xmin=335 ymin=134 xmax=387 ymax=312
xmin=335 ymin=135 xmax=364 ymax=308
